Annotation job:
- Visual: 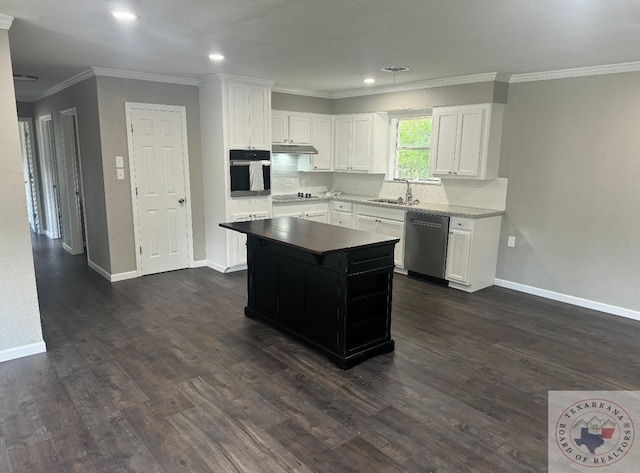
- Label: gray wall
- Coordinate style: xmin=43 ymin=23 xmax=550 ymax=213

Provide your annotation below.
xmin=95 ymin=76 xmax=204 ymax=274
xmin=32 ymin=76 xmax=111 ymax=272
xmin=497 ymin=73 xmax=640 ymax=311
xmin=16 ymin=100 xmax=34 ymax=118
xmin=0 ymin=29 xmax=44 ymax=353
xmin=333 ymin=81 xmax=500 ymax=114
xmin=272 ymin=92 xmax=334 ymax=114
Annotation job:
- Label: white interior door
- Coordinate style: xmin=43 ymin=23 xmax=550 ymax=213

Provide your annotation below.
xmin=129 ymin=107 xmax=190 ymax=275
xmin=38 ymin=115 xmax=62 ymax=239
xmin=18 ymin=120 xmax=39 ymax=233
xmin=61 ymin=109 xmax=86 ymax=255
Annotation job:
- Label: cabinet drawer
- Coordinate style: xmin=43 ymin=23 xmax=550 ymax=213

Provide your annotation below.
xmin=332 ymin=201 xmax=352 ymax=212
xmin=356 ymin=204 xmax=405 ymax=222
xmin=450 ymin=217 xmax=473 ymax=231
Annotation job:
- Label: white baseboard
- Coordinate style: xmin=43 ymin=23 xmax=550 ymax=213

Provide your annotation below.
xmin=62 ymin=242 xmax=73 ymax=254
xmin=87 ymin=259 xmax=111 ymax=281
xmin=111 ymin=270 xmax=138 ymax=282
xmin=494 ymin=278 xmax=640 ymax=322
xmin=205 ymin=261 xmax=247 ymax=273
xmin=190 ymin=259 xmax=207 ymax=268
xmin=0 ymin=341 xmax=47 ymax=363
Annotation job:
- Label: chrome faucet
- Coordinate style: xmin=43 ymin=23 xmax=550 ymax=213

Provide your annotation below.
xmin=394 ymin=178 xmax=413 ymax=204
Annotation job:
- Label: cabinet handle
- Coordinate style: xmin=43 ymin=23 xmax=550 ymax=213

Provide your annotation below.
xmin=314 ymin=166 xmax=317 ymax=169
xmin=448 ymin=171 xmax=452 ymax=174
xmin=453 ymin=171 xmax=458 ymax=175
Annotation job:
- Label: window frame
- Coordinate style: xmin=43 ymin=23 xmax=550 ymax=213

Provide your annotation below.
xmin=387 ymin=112 xmax=440 ymax=185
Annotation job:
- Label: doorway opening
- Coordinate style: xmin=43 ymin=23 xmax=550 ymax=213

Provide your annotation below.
xmin=18 ymin=118 xmax=41 ymax=234
xmin=37 ymin=114 xmax=62 ymax=239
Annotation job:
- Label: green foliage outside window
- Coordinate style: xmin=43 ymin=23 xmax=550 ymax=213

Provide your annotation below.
xmin=396 ymin=117 xmax=432 ymax=180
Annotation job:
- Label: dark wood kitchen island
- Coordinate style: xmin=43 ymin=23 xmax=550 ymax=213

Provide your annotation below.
xmin=220 ymin=217 xmax=398 ymax=369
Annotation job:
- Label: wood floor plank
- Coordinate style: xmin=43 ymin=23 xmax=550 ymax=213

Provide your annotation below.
xmin=8 ymin=439 xmax=67 ymax=473
xmin=0 ymin=437 xmax=12 ymax=473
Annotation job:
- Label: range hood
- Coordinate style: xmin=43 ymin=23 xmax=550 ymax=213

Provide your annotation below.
xmin=272 ymin=144 xmax=318 ymax=154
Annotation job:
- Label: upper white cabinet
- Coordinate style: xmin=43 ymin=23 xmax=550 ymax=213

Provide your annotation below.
xmin=296 ymin=114 xmax=334 ymax=172
xmin=228 ymin=82 xmax=270 ymax=150
xmin=430 ymin=104 xmax=504 ymax=179
xmin=333 ymin=113 xmax=389 ymax=173
xmin=272 ymin=111 xmax=312 ymax=145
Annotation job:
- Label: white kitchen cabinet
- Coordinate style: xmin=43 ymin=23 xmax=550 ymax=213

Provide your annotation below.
xmin=356 ymin=204 xmax=406 ymax=269
xmin=228 ymin=82 xmax=270 ymax=150
xmin=297 ymin=115 xmax=333 ymax=171
xmin=331 ymin=210 xmax=353 ymax=228
xmin=271 ymin=111 xmax=312 ymax=145
xmin=333 ymin=113 xmax=389 ymax=173
xmin=445 ymin=215 xmax=502 ymax=292
xmin=430 ymin=104 xmax=504 ymax=179
xmin=229 ymin=211 xmax=269 ymax=267
xmin=272 ymin=201 xmax=329 ymax=224
xmin=304 ymin=210 xmax=328 ymax=223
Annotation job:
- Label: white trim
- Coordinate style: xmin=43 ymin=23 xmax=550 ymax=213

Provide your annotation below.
xmin=0 ymin=14 xmax=14 ymax=30
xmin=37 ymin=114 xmax=62 ymax=239
xmin=111 ymin=271 xmax=139 ymax=282
xmin=0 ymin=341 xmax=46 ymax=363
xmin=198 ymin=73 xmax=275 ymax=86
xmin=205 ymin=261 xmax=247 ymax=273
xmin=190 ymin=259 xmax=207 ymax=268
xmin=125 ymin=102 xmax=194 ymax=277
xmin=509 ymin=61 xmax=640 ymax=84
xmin=331 ymin=72 xmax=503 ymax=99
xmin=62 ymin=242 xmax=73 ymax=254
xmin=272 ymin=85 xmax=333 ymax=99
xmin=32 ymin=69 xmax=94 ymax=102
xmin=92 ymin=67 xmax=199 ymax=86
xmin=88 ymin=259 xmax=111 ymax=281
xmin=18 ymin=117 xmax=42 ymax=234
xmin=494 ymin=279 xmax=640 ymax=323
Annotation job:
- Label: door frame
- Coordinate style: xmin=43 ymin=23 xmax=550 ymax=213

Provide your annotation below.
xmin=37 ymin=113 xmax=62 ymax=239
xmin=60 ymin=107 xmax=89 ymax=256
xmin=125 ymin=102 xmax=195 ymax=276
xmin=18 ymin=117 xmax=41 ymax=234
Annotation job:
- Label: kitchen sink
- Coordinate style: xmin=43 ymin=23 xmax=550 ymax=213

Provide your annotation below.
xmin=370 ymin=198 xmax=405 ymax=205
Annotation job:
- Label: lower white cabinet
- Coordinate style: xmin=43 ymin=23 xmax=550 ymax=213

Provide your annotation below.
xmin=445 ymin=216 xmax=502 ymax=292
xmin=355 ymin=205 xmax=405 ymax=269
xmin=230 ymin=211 xmax=269 ymax=267
xmin=331 ymin=210 xmax=353 ymax=228
xmin=272 ymin=201 xmax=329 ymax=224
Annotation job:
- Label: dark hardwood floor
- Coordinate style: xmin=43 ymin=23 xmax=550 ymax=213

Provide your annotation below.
xmin=1 ymin=235 xmax=639 ymax=472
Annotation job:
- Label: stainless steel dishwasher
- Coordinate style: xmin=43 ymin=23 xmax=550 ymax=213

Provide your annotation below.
xmin=404 ymin=211 xmax=450 ymax=279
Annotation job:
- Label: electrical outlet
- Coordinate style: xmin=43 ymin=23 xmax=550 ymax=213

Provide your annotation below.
xmin=115 ymin=156 xmax=124 ymax=168
xmin=116 ymin=169 xmax=125 ymax=180
xmin=507 ymin=236 xmax=516 ymax=248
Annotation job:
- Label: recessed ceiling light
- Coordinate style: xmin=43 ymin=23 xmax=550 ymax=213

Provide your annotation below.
xmin=364 ymin=78 xmax=376 ymax=84
xmin=111 ymin=11 xmax=138 ymax=21
xmin=208 ymin=53 xmax=225 ymax=61
xmin=380 ymin=66 xmax=411 ymax=73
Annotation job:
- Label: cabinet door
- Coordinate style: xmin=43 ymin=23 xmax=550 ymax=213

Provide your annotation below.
xmin=446 ymin=229 xmax=472 ymax=284
xmin=454 ymin=108 xmax=485 ymax=177
xmin=357 ymin=215 xmax=379 ymax=234
xmin=333 ymin=117 xmax=352 ymax=170
xmin=271 ymin=112 xmax=288 ymax=144
xmin=379 ymin=218 xmax=405 ymax=268
xmin=248 ymin=87 xmax=270 ymax=150
xmin=430 ymin=110 xmax=458 ymax=176
xmin=331 ymin=210 xmax=352 ymax=228
xmin=274 ymin=211 xmax=303 ymax=218
xmin=288 ymin=115 xmax=312 ymax=144
xmin=253 ymin=211 xmax=270 ymax=220
xmin=312 ymin=117 xmax=332 ymax=170
xmin=351 ymin=115 xmax=372 ymax=171
xmin=228 ymin=84 xmax=250 ymax=149
xmin=230 ymin=213 xmax=253 ymax=266
xmin=304 ymin=210 xmax=328 ymax=223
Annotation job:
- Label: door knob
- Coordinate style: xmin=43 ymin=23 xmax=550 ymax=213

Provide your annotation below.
xmin=178 ymin=198 xmax=185 ymax=206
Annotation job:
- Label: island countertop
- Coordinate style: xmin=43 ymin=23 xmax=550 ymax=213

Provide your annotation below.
xmin=220 ymin=217 xmax=399 ymax=255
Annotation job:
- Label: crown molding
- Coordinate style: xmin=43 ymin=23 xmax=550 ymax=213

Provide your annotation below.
xmin=272 ymin=85 xmax=333 ymax=99
xmin=92 ymin=67 xmax=199 ymax=86
xmin=0 ymin=14 xmax=14 ymax=30
xmin=509 ymin=61 xmax=640 ymax=83
xmin=331 ymin=72 xmax=503 ymax=99
xmin=199 ymin=73 xmax=275 ymax=87
xmin=32 ymin=69 xmax=95 ymax=102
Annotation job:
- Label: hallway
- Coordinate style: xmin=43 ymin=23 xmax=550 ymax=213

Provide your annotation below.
xmin=1 ymin=235 xmax=639 ymax=472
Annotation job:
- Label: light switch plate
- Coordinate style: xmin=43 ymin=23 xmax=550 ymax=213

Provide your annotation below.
xmin=115 ymin=156 xmax=124 ymax=168
xmin=507 ymin=236 xmax=516 ymax=248
xmin=116 ymin=168 xmax=125 ymax=180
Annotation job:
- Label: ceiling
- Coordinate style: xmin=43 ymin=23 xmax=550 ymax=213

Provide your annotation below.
xmin=4 ymin=0 xmax=640 ymax=100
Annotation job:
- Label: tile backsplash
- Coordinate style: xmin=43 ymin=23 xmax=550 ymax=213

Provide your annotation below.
xmin=271 ymin=155 xmax=507 ymax=210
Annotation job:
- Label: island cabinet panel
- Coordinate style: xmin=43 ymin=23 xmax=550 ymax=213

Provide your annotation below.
xmin=230 ymin=218 xmax=397 ymax=369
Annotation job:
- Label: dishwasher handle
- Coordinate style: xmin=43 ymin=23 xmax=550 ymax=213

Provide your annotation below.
xmin=408 ymin=219 xmax=444 ymax=229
